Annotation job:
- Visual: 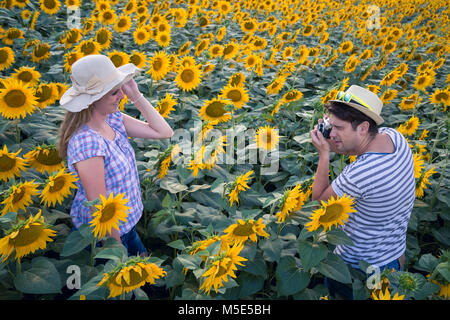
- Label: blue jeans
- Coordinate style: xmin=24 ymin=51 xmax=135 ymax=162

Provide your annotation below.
xmin=325 ymin=258 xmax=401 ymax=300
xmin=120 ymin=226 xmax=147 ymax=256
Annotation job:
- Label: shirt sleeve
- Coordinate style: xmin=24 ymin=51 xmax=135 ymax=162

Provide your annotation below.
xmin=67 ymin=131 xmax=107 ymax=167
xmin=331 ymin=167 xmax=363 ymax=200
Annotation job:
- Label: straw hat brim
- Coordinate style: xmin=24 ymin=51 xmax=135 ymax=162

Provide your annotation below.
xmin=60 ymin=63 xmax=140 ymax=113
xmin=328 ymin=100 xmax=384 ymax=125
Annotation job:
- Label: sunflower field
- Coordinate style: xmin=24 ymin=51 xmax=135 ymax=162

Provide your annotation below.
xmin=0 ymin=0 xmax=449 ymax=301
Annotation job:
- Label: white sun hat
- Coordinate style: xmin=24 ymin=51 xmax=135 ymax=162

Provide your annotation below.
xmin=329 ymin=85 xmax=384 ymax=125
xmin=60 ymin=54 xmax=140 ymax=112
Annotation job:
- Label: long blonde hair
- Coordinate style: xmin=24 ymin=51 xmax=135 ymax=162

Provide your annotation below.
xmin=58 ymin=106 xmax=93 ymax=159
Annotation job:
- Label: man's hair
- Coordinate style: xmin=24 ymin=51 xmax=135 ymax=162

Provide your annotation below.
xmin=324 ymin=101 xmax=378 ymax=137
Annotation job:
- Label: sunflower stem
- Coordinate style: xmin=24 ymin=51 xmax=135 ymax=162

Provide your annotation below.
xmin=90 ymin=236 xmax=97 ymax=267
xmin=15 ymin=121 xmax=20 ymax=144
xmin=16 ymin=258 xmax=21 ymax=275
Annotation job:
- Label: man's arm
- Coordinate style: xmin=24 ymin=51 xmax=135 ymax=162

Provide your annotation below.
xmin=310 ymin=127 xmax=338 ymax=202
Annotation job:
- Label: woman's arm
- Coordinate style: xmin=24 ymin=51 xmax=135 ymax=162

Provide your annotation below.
xmin=121 ymin=79 xmax=174 ymax=139
xmin=74 ymin=156 xmax=121 ymax=242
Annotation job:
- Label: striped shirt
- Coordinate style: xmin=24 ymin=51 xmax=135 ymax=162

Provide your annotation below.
xmin=331 ymin=127 xmax=415 ymax=268
xmin=67 ymin=111 xmax=143 ymax=236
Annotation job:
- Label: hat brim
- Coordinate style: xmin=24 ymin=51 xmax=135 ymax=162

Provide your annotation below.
xmin=60 ymin=63 xmax=141 ymax=112
xmin=329 ymin=100 xmax=384 ymax=125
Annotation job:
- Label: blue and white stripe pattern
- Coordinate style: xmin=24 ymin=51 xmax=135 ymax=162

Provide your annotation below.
xmin=67 ymin=111 xmax=143 ymax=236
xmin=331 ymin=127 xmax=415 ymax=268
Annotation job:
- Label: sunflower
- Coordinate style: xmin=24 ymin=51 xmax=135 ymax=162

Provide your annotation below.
xmin=429 ymin=88 xmax=449 ymax=108
xmin=275 ymin=184 xmax=303 ymax=223
xmin=98 ymin=8 xmax=117 ymax=25
xmin=380 ymin=89 xmax=398 ymax=104
xmin=199 ymin=98 xmax=231 ymax=123
xmin=305 ymin=194 xmax=356 ymax=232
xmin=227 ymin=170 xmax=253 ymax=207
xmin=302 ymin=24 xmax=314 ymax=36
xmin=124 ymin=0 xmax=136 ymax=14
xmin=0 ymin=46 xmax=15 ymax=71
xmin=416 ymin=167 xmax=436 ymax=198
xmin=11 ymin=66 xmax=41 ymax=86
xmin=0 ymin=145 xmax=27 ymax=182
xmin=379 ymin=71 xmax=400 ymax=87
xmin=178 ymin=41 xmax=192 ymax=56
xmin=255 ymin=125 xmax=279 ymax=151
xmin=24 ymin=145 xmax=64 ymax=174
xmin=219 ymin=84 xmax=249 ymax=109
xmin=1 ymin=180 xmax=40 ymax=216
xmin=2 ymin=28 xmax=24 ymax=45
xmin=156 ymin=144 xmax=181 ymax=179
xmin=35 ymin=82 xmax=58 ymax=109
xmin=344 ymin=55 xmax=359 ymax=73
xmin=398 ymin=116 xmax=420 ymax=136
xmin=187 ymin=235 xmax=231 ymax=261
xmin=0 ymin=210 xmax=56 ymax=262
xmin=413 ymin=73 xmax=434 ymax=91
xmin=339 ymin=40 xmax=354 ymax=54
xmin=61 ymin=28 xmax=82 ymax=48
xmin=155 ymin=31 xmax=171 ymax=47
xmin=241 ymin=18 xmax=258 ymax=34
xmin=175 ymin=64 xmax=202 ymax=92
xmin=266 ymin=76 xmax=286 ymax=96
xmin=222 ymin=218 xmax=269 ymax=245
xmin=64 ymin=51 xmax=80 ymax=72
xmin=40 ymin=169 xmax=78 ymax=207
xmin=129 ymin=50 xmax=147 ymax=69
xmin=97 ymin=257 xmax=166 ymax=298
xmin=217 ymin=0 xmax=231 ymax=15
xmin=156 ymin=92 xmax=177 ymax=118
xmin=107 ymin=50 xmax=129 ymax=68
xmin=31 ymin=42 xmax=51 ymax=63
xmin=89 ymin=192 xmax=130 ymax=239
xmin=187 ymin=145 xmax=206 ymax=177
xmin=281 ymin=89 xmax=303 ymax=105
xmin=194 ymin=39 xmax=210 ymax=56
xmin=95 ymin=27 xmax=112 ymax=49
xmin=399 ymin=93 xmax=420 ymax=111
xmin=40 ymin=0 xmax=61 ymax=15
xmin=228 ymin=72 xmax=245 ymax=87
xmin=222 ymin=42 xmax=240 ymax=60
xmin=199 ymin=242 xmax=247 ymax=295
xmin=371 ymin=288 xmax=405 ymax=300
xmin=114 ymin=14 xmax=132 ymax=33
xmin=133 ymin=27 xmax=150 ymax=45
xmin=0 ymin=78 xmax=37 ymax=120
xmin=216 ymin=25 xmax=226 ymax=41
xmin=75 ymin=39 xmax=102 ymax=57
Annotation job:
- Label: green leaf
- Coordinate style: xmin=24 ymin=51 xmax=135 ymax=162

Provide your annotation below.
xmin=14 ymin=257 xmax=62 ymax=294
xmin=297 ymin=239 xmax=328 ymax=271
xmin=94 ymin=246 xmax=127 ymax=263
xmin=61 ymin=229 xmax=92 ymax=257
xmin=161 ymin=193 xmax=172 ymax=208
xmin=415 ymin=253 xmax=439 ymax=272
xmin=325 ymin=228 xmax=354 ymax=246
xmin=167 ymin=239 xmax=186 ymax=251
xmin=238 ymin=273 xmax=264 ymax=298
xmin=318 ymin=253 xmax=352 ymax=284
xmin=259 ymin=238 xmax=282 ymax=263
xmin=160 ymin=177 xmax=188 ymax=193
xmin=434 ymin=261 xmax=450 ymax=282
xmin=175 ymin=254 xmax=203 ymax=270
xmin=276 ymin=256 xmax=310 ymax=297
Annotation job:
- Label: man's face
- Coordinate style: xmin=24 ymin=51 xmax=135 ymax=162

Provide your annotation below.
xmin=328 ymin=114 xmax=360 ymax=155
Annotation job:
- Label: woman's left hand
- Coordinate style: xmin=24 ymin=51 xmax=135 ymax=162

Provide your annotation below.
xmin=121 ymin=78 xmax=141 ymax=101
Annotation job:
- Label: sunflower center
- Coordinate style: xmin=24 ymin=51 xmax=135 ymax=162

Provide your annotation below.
xmin=435 ymin=92 xmax=448 ymax=101
xmin=110 ymin=55 xmax=123 ymax=67
xmin=81 ymin=42 xmax=96 ymax=55
xmin=0 ymin=155 xmax=15 ymax=172
xmin=35 ymin=149 xmax=62 ymax=166
xmin=10 ymin=224 xmax=44 ymax=247
xmin=34 ymin=45 xmax=49 ymax=58
xmin=17 ymin=71 xmax=33 ymax=83
xmin=66 ymin=30 xmax=79 ymax=43
xmin=4 ymin=90 xmax=26 ymax=108
xmin=206 ymin=101 xmax=226 ymax=117
xmin=180 ymin=69 xmax=195 ymax=83
xmin=137 ymin=32 xmax=146 ymax=40
xmin=232 ymin=222 xmax=254 ymax=237
xmin=44 ymin=0 xmax=56 ymax=9
xmin=37 ymin=85 xmax=52 ymax=103
xmin=12 ymin=187 xmax=26 ymax=204
xmin=285 ymin=91 xmax=298 ymax=101
xmin=0 ymin=50 xmax=8 ymax=63
xmin=97 ymin=30 xmax=109 ymax=44
xmin=230 ymin=75 xmax=242 ymax=86
xmin=227 ymin=89 xmax=242 ymax=102
xmin=130 ymin=55 xmax=142 ymax=66
xmin=247 ymin=57 xmax=255 ymax=65
xmin=118 ymin=19 xmax=127 ymax=28
xmin=223 ymin=45 xmax=235 ymax=55
xmin=244 ymin=22 xmax=254 ymax=30
xmin=319 ymin=203 xmax=343 ymax=223
xmin=49 ymin=176 xmax=66 ymax=193
xmin=103 ymin=12 xmax=113 ymax=20
xmin=115 ymin=267 xmax=149 ymax=287
xmin=99 ymin=203 xmax=116 ymax=223
xmin=152 ymin=58 xmax=163 ymax=71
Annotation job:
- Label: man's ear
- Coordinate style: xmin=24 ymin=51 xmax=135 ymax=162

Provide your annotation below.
xmin=357 ymin=121 xmax=370 ymax=135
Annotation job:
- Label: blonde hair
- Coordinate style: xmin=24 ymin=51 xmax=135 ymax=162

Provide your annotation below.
xmin=58 ymin=106 xmax=93 ymax=159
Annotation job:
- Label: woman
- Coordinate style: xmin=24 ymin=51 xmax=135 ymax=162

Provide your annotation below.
xmin=58 ymin=54 xmax=173 ymax=256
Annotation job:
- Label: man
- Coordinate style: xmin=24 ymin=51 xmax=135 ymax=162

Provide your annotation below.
xmin=310 ymin=85 xmax=415 ymax=298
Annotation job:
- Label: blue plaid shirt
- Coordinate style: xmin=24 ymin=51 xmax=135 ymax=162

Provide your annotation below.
xmin=67 ymin=111 xmax=143 ymax=236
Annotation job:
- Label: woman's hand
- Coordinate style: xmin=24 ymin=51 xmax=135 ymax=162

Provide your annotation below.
xmin=121 ymin=78 xmax=141 ymax=102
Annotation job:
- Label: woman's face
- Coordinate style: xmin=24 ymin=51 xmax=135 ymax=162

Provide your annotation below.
xmin=92 ymin=85 xmax=124 ymax=115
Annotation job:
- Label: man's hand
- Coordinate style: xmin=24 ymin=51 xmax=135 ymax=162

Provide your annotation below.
xmin=311 ymin=123 xmax=331 ymax=155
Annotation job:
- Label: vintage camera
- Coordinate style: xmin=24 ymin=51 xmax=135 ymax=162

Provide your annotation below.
xmin=318 ymin=119 xmax=332 ymax=139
